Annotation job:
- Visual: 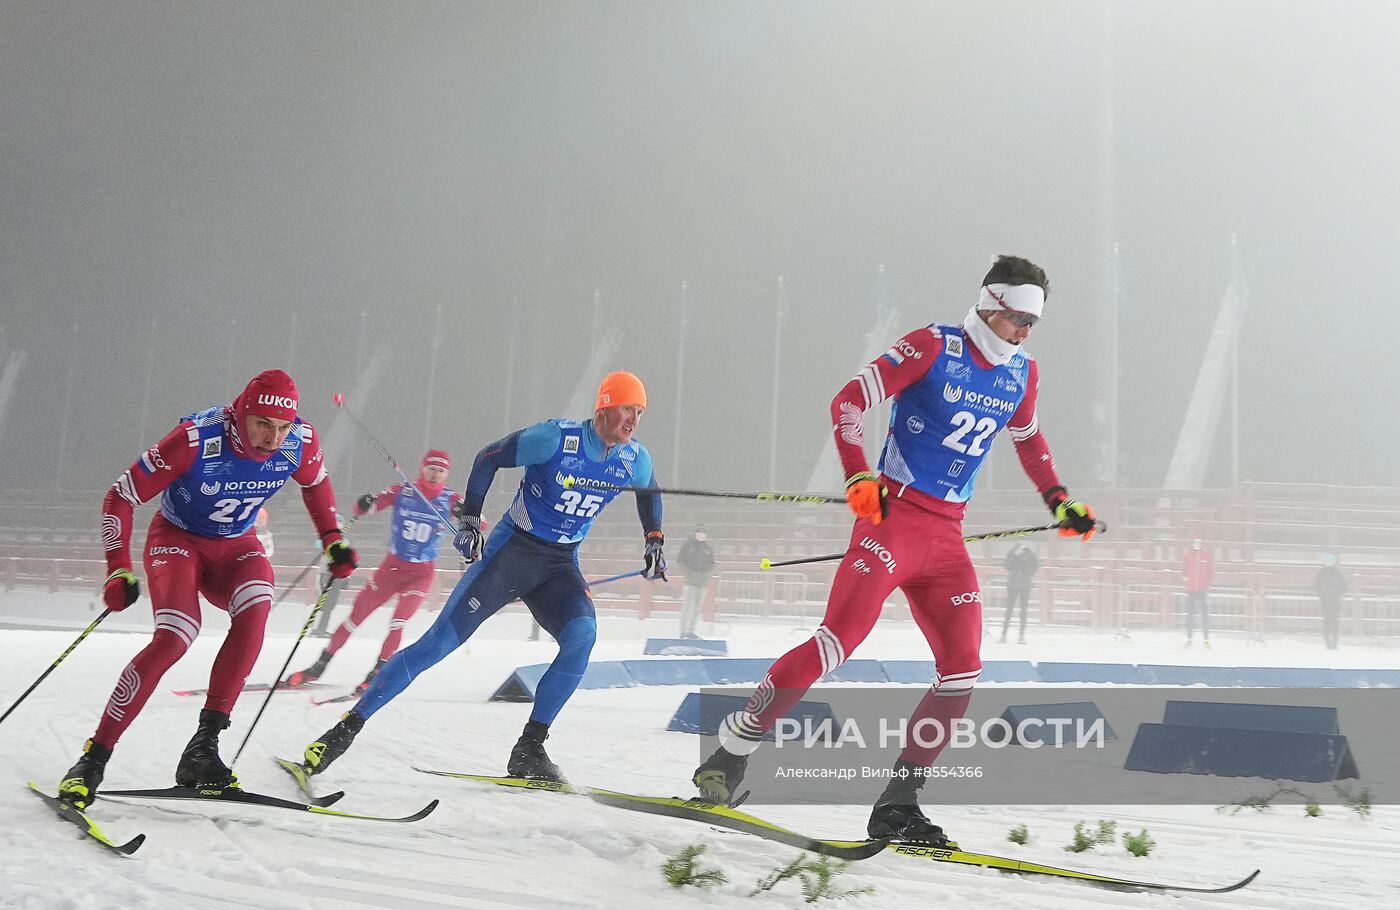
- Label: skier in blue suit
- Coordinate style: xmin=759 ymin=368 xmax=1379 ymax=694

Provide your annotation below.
xmin=296 ymin=371 xmax=665 ymax=781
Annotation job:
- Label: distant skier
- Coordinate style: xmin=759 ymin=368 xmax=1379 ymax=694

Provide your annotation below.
xmin=294 ymin=371 xmax=666 ymax=783
xmin=56 ymin=370 xmax=357 ymax=808
xmin=691 ymin=256 xmax=1098 ymax=846
xmin=284 ymin=450 xmax=463 ymax=693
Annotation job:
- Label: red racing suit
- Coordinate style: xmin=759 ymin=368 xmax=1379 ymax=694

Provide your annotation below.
xmin=724 ymin=324 xmax=1065 ymax=767
xmin=93 ymin=409 xmax=342 ymax=747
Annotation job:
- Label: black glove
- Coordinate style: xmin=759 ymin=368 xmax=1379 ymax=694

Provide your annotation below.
xmin=1043 ymin=486 xmax=1098 ymax=540
xmin=102 ymin=569 xmax=141 ymax=612
xmin=451 ymin=499 xmax=470 ymax=521
xmin=324 ymin=538 xmax=359 ymax=578
xmin=642 ymin=531 xmax=667 ymax=581
xmin=454 ymin=515 xmax=484 ymax=563
xmin=354 ymin=493 xmax=376 ymax=516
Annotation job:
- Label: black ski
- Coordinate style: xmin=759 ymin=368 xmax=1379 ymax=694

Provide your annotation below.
xmin=254 ymin=768 xmax=346 ymax=808
xmin=412 ymin=769 xmax=885 ymax=860
xmin=101 ymin=784 xmax=437 ymax=823
xmin=28 ymin=782 xmax=145 ymax=856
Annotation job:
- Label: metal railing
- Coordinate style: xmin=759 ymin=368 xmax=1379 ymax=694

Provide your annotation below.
xmin=7 ymin=484 xmax=1400 ymax=643
xmin=717 ymin=571 xmax=820 ymax=619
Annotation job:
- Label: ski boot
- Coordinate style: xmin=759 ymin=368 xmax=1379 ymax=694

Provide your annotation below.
xmin=506 ymin=720 xmax=566 ymax=782
xmin=353 ymin=658 xmax=387 ymax=695
xmin=693 ymin=745 xmax=750 ymax=805
xmin=867 ymin=802 xmax=949 ymax=845
xmin=57 ymin=739 xmax=112 ymax=809
xmin=175 ymin=709 xmax=239 ymax=788
xmin=283 ymin=648 xmax=333 ymax=688
xmin=303 ymin=710 xmax=365 ymax=776
xmin=866 ymin=759 xmax=950 ymax=846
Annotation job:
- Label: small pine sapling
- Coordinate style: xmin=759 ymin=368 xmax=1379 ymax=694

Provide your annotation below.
xmin=1067 ymin=819 xmax=1117 ymax=852
xmin=754 ymin=853 xmax=807 ymax=894
xmin=752 ymin=853 xmax=873 ymax=903
xmin=1007 ymin=824 xmax=1030 ymax=845
xmin=661 ymin=843 xmax=728 ymax=890
xmin=1122 ymin=829 xmax=1156 ymax=857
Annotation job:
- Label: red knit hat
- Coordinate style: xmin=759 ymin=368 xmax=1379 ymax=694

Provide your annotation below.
xmin=421 ymin=449 xmax=451 ymax=471
xmin=228 ymin=370 xmax=299 ymax=462
xmin=237 ymin=370 xmax=300 ymax=422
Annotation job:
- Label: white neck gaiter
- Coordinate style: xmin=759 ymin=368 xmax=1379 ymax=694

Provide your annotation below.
xmin=961 ymin=307 xmax=1020 ymax=366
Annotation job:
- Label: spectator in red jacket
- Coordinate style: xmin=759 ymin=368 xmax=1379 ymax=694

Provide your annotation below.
xmin=1181 ymin=538 xmax=1215 ymax=647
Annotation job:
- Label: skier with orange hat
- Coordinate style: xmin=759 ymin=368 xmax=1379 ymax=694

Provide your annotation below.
xmin=292 ymin=371 xmax=665 ymax=783
xmin=55 ymin=370 xmax=357 ymax=808
xmin=283 ymin=449 xmax=465 ymax=694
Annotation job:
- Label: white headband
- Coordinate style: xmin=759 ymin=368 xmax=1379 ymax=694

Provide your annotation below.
xmin=977 ymin=283 xmax=1045 ymax=317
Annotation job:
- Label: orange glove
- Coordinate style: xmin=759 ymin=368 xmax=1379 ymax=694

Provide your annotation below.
xmin=843 ymin=472 xmax=888 ymax=525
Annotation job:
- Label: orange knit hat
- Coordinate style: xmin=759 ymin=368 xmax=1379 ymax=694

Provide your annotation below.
xmin=595 ymin=371 xmax=647 ymax=411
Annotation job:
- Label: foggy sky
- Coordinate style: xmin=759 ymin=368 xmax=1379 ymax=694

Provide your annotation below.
xmin=3 ymin=1 xmax=1396 ymax=500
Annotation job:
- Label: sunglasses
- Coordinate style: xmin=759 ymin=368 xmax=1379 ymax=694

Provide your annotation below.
xmin=983 ymin=285 xmax=1041 ymax=328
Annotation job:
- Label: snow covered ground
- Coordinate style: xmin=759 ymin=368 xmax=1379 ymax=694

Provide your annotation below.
xmin=2 ymin=588 xmax=1398 ymax=909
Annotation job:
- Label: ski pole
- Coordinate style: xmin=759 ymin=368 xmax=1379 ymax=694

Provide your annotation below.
xmin=562 ymin=476 xmax=843 ymax=506
xmin=266 ymin=560 xmax=319 ymax=610
xmin=758 ymin=520 xmax=1108 ymax=569
xmin=333 ymin=393 xmax=461 ymax=535
xmin=961 ymin=520 xmax=1109 ymax=543
xmin=227 ymin=510 xmax=362 ymax=767
xmin=758 ymin=553 xmax=845 ymax=570
xmin=230 ymin=573 xmax=341 ymax=769
xmin=0 ymin=610 xmax=112 ymax=729
xmin=261 ymin=510 xmax=361 ymax=613
xmin=587 ymin=569 xmax=646 ymax=587
xmin=0 ymin=510 xmax=354 ymax=733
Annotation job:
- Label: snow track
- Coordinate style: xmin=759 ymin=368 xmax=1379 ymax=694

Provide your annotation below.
xmin=2 ymin=605 xmax=1396 ymax=908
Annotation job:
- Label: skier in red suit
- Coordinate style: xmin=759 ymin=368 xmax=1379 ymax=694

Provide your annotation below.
xmin=56 ymin=370 xmax=358 ymax=808
xmin=284 ymin=450 xmax=465 ymax=693
xmin=692 ymin=256 xmax=1099 ymax=845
